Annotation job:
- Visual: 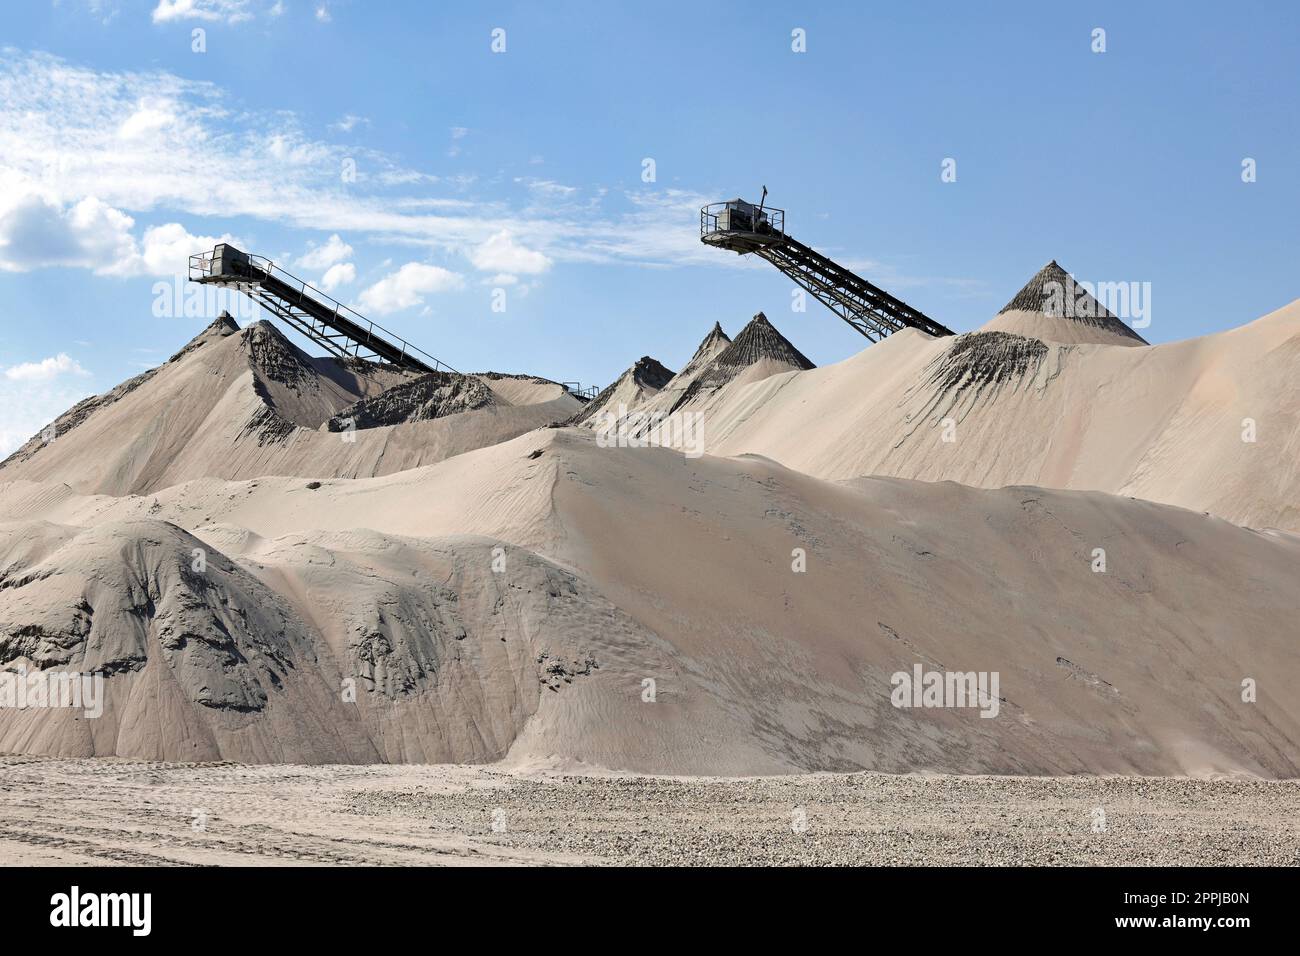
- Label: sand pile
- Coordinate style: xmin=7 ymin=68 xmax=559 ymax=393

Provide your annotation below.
xmin=1 ymin=267 xmax=1296 ymax=775
xmin=0 ymin=315 xmax=581 ymax=493
xmin=676 ymin=311 xmax=815 ymax=405
xmin=471 ymin=372 xmax=575 ymax=406
xmin=570 ymin=356 xmax=675 ymax=426
xmin=675 ymin=321 xmax=732 ymax=382
xmin=619 ymin=321 xmax=732 ymax=423
xmin=1 ymin=313 xmax=239 ymax=473
xmin=666 ymin=280 xmax=1300 ymax=531
xmin=2 ymin=427 xmax=1298 ymax=774
xmin=982 ymin=260 xmax=1149 ymax=346
xmin=580 ymin=312 xmax=812 ymax=443
xmin=0 ymin=511 xmax=673 ymax=763
xmin=901 ymin=330 xmax=1054 ymax=429
xmin=327 ymin=372 xmax=497 ymax=430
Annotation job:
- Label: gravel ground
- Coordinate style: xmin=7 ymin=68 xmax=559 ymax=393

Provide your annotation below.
xmin=0 ymin=757 xmax=1296 ymax=866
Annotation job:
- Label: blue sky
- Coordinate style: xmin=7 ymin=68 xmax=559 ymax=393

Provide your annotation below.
xmin=1 ymin=0 xmax=1298 ymax=453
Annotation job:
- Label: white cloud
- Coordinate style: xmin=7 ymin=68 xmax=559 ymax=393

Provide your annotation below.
xmin=319 ymin=261 xmax=355 ymax=291
xmin=297 ymin=233 xmax=353 ymax=270
xmin=0 ymin=195 xmax=134 ymax=273
xmin=0 ymin=194 xmax=231 ymax=277
xmin=0 ymin=51 xmax=735 ymax=278
xmin=118 ymin=101 xmax=176 ymax=140
xmin=523 ymin=179 xmax=578 ymax=198
xmin=314 ymin=3 xmax=331 ymax=22
xmin=130 ymin=221 xmax=235 ymax=277
xmin=331 ymin=114 xmax=367 ymax=133
xmin=469 ymin=230 xmax=551 ymax=276
xmin=4 ymin=353 xmax=91 ymax=382
xmin=358 ymin=262 xmax=464 ymax=314
xmin=152 ymin=0 xmax=253 ymax=24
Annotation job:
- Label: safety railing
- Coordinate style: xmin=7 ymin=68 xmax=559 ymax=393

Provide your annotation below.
xmin=700 ymin=202 xmax=785 ymax=239
xmin=189 ymin=248 xmax=458 ymax=374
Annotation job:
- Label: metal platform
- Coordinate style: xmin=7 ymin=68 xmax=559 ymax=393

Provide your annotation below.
xmin=189 ymin=244 xmax=458 ymax=374
xmin=700 ymin=198 xmax=955 ymax=342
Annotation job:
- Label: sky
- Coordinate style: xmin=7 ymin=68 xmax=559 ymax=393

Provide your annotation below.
xmin=1 ymin=0 xmax=1297 ymax=454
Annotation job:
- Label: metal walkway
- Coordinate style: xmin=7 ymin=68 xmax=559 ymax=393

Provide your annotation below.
xmin=189 ymin=244 xmax=457 ymax=374
xmin=700 ymin=198 xmax=955 ymax=342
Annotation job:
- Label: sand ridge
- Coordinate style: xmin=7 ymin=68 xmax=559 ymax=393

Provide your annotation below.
xmin=3 ymin=427 xmax=1298 ymax=774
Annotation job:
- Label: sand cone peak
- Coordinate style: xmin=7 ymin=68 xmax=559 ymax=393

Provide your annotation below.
xmin=212 ymin=310 xmax=240 ymax=335
xmin=987 ymin=261 xmax=1148 ymax=346
xmin=998 ymin=261 xmax=1107 ymax=317
xmin=696 ymin=321 xmax=730 ymax=352
xmin=677 ymin=322 xmax=732 ymax=375
xmin=570 ymin=355 xmax=675 ymax=425
xmin=238 ymin=319 xmax=320 ymax=390
xmin=714 ymin=312 xmax=815 ymax=370
xmin=164 ymin=310 xmax=242 ymax=364
xmin=631 ymin=355 xmax=675 ymax=382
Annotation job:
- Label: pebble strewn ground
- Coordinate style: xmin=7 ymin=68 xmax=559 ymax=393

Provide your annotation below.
xmin=1 ymin=757 xmax=1296 ymax=866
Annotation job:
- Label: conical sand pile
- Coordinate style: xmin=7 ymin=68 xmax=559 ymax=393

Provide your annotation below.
xmin=0 ymin=314 xmax=581 ymax=494
xmin=982 ymin=260 xmax=1148 ymax=346
xmin=670 ymin=312 xmax=814 ymax=410
xmin=571 ymin=356 xmax=675 ymax=425
xmin=709 ymin=312 xmax=815 ymax=372
xmin=628 ymin=321 xmax=732 ymax=418
xmin=675 ymin=321 xmax=732 ymax=380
